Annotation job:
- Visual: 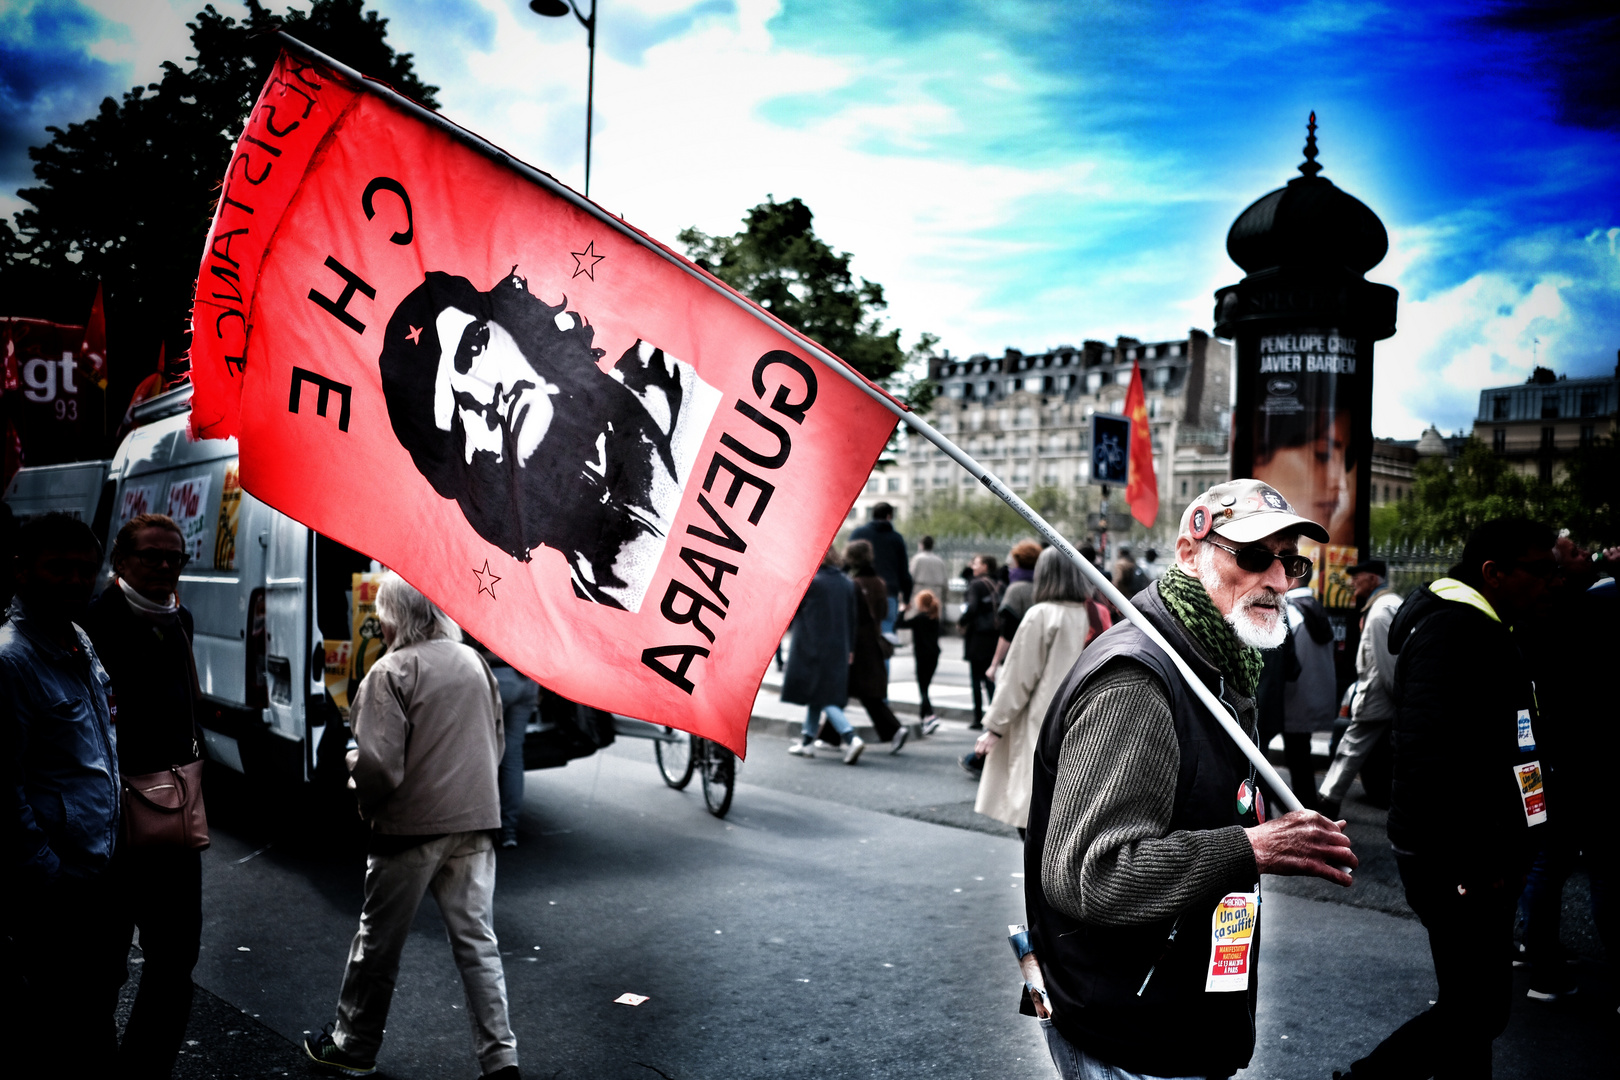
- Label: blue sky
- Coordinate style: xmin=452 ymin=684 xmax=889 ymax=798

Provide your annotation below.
xmin=4 ymin=0 xmax=1616 ymax=438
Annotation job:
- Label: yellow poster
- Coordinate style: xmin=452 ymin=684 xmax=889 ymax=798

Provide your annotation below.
xmin=214 ymin=464 xmax=242 ymax=570
xmin=323 ymin=638 xmax=353 ymax=717
xmin=350 ymin=572 xmax=388 ymax=697
xmin=1299 ymin=540 xmax=1357 ymax=609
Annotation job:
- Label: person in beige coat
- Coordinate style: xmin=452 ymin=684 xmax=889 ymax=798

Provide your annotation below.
xmin=973 ymin=547 xmax=1093 ymax=835
xmin=305 ymin=573 xmax=519 ymax=1080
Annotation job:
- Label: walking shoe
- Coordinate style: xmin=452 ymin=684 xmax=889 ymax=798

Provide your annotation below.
xmin=921 ymin=716 xmax=941 ymax=736
xmin=787 ymin=741 xmax=815 ymax=758
xmin=812 ymin=739 xmax=841 ymax=752
xmin=843 ymin=736 xmax=866 ymax=764
xmin=500 ymin=835 xmax=519 ymax=849
xmin=1526 ymin=963 xmax=1580 ymax=1001
xmin=960 ymin=751 xmax=984 ymax=775
xmin=480 ymin=1067 xmax=521 ymax=1080
xmin=1317 ymin=797 xmax=1341 ymax=821
xmin=304 ymin=1023 xmax=376 ymax=1076
xmin=890 ymin=727 xmax=909 ymax=755
xmin=967 ymin=720 xmax=984 ymax=730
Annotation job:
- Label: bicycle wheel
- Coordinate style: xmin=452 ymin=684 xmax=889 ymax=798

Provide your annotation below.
xmin=655 ymin=727 xmax=695 ymax=789
xmin=700 ymin=741 xmax=735 ymax=818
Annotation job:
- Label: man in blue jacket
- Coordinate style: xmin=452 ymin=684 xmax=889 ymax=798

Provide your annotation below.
xmin=1 ymin=513 xmax=123 ymax=1073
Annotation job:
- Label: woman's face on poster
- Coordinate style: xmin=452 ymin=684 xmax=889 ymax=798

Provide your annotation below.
xmin=1256 ymin=410 xmax=1356 ymax=546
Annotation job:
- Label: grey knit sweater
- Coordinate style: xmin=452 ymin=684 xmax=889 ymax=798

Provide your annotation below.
xmin=1041 ymin=658 xmax=1259 ymax=927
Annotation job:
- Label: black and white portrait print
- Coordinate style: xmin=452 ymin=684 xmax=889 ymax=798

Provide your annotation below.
xmin=378 ymin=269 xmax=721 ymax=611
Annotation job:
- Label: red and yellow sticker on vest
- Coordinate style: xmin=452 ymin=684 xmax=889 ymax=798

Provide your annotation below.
xmin=1515 ymin=760 xmax=1547 ymax=826
xmin=1205 ymin=891 xmax=1259 ymax=992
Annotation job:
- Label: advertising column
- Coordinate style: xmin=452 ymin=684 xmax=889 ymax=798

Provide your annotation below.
xmin=1245 ymin=328 xmax=1370 ymax=609
xmin=1213 ymin=117 xmax=1397 ymax=689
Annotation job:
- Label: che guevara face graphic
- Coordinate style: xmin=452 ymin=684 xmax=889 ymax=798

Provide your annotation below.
xmin=379 ymin=269 xmax=721 ymax=611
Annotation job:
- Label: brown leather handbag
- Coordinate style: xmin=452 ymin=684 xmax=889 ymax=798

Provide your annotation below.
xmin=122 ymin=758 xmax=210 ymax=850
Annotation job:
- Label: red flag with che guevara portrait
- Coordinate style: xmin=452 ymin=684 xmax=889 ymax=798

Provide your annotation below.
xmin=188 ymin=44 xmax=897 ymax=754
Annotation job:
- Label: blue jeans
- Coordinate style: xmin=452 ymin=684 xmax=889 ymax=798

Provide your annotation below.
xmin=882 ymin=595 xmax=898 ymax=636
xmin=1040 ymin=1020 xmax=1222 ymax=1079
xmin=492 ymin=668 xmax=538 ymax=842
xmin=803 ymin=703 xmax=854 ymax=744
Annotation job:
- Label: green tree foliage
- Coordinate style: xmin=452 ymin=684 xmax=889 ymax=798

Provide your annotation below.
xmin=1383 ymin=436 xmax=1618 ymax=549
xmin=1 ymin=0 xmax=436 ymax=440
xmin=679 ymin=196 xmax=937 ymax=408
xmin=905 ymin=486 xmax=1092 ymax=544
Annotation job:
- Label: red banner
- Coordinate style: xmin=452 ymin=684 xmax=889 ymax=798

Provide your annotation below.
xmin=1123 ymin=361 xmax=1158 ymax=528
xmin=188 ymin=47 xmax=897 ymax=754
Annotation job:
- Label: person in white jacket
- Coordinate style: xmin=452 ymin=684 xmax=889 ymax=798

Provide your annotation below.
xmin=1318 ymin=559 xmax=1403 ymax=820
xmin=972 ymin=547 xmax=1093 ymax=835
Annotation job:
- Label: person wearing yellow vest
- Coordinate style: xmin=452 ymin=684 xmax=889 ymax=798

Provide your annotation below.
xmin=1333 ymin=518 xmax=1557 ymax=1080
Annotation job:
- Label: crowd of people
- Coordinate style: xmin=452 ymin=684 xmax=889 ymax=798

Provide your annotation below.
xmin=814 ymin=481 xmax=1613 ymax=1080
xmin=2 ymin=509 xmax=522 ymax=1079
xmin=8 ymin=476 xmax=1614 ymax=1080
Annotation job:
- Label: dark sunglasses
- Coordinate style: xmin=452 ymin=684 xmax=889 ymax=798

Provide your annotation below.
xmin=127 ymin=549 xmax=192 ymax=569
xmin=1205 ymin=538 xmax=1313 ymax=580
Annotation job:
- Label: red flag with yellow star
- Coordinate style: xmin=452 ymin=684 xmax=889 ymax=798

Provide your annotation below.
xmin=1123 ymin=360 xmax=1158 ymax=528
xmin=186 ymin=44 xmax=897 ymax=755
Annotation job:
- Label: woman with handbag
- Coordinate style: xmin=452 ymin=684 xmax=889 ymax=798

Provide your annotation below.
xmin=86 ymin=512 xmax=208 ymax=1080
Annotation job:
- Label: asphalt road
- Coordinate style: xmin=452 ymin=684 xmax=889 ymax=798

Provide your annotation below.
xmin=129 ymin=717 xmax=1614 ymax=1079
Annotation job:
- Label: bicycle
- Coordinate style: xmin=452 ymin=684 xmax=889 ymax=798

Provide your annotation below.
xmin=655 ymin=727 xmax=735 ymax=818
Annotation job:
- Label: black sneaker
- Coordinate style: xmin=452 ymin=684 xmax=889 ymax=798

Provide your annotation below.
xmin=1526 ymin=963 xmax=1580 ymax=1001
xmin=481 ymin=1067 xmax=522 ymax=1080
xmin=304 ymin=1023 xmax=377 ymax=1076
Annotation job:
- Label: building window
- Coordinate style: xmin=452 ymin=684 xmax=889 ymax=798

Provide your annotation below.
xmin=1383 ymin=484 xmax=1390 ymax=503
xmin=1539 ymin=458 xmax=1553 ymax=484
xmin=1580 ymin=424 xmax=1595 ymax=447
xmin=866 ymin=476 xmax=881 ymax=492
xmin=887 ymin=477 xmax=900 ymax=492
xmin=1180 ymin=480 xmax=1189 ymax=497
xmin=1493 ymin=395 xmax=1510 ymax=420
xmin=1541 ymin=393 xmax=1559 ymax=419
xmin=1540 ymin=426 xmax=1555 ymax=449
xmin=1493 ymin=428 xmax=1506 ymax=453
xmin=1580 ymin=391 xmax=1601 ymax=418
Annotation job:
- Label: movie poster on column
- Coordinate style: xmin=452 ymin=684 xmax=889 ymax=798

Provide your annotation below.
xmin=1249 ymin=329 xmax=1359 ymax=608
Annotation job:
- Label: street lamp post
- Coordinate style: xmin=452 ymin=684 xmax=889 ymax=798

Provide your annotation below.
xmin=530 ymin=0 xmax=598 ymax=197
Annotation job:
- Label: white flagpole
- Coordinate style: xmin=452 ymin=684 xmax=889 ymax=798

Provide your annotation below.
xmin=271 ymin=32 xmax=1303 ymax=814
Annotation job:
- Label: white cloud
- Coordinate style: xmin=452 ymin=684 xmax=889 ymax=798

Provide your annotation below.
xmin=1372 ymin=224 xmax=1620 ymax=439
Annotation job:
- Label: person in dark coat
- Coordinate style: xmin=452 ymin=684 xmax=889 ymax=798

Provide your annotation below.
xmin=958 ymin=554 xmax=1000 ymax=729
xmin=84 ymin=512 xmax=205 ymax=1080
xmin=1335 ymin=518 xmax=1557 ymax=1080
xmin=844 ymin=540 xmax=907 ymax=754
xmin=849 ymin=502 xmax=911 ymax=634
xmin=781 ymin=547 xmax=866 ymax=764
xmin=895 ymin=590 xmax=942 ymax=732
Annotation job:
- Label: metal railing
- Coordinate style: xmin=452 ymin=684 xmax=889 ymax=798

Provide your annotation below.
xmin=1370 ymin=541 xmax=1461 ymax=596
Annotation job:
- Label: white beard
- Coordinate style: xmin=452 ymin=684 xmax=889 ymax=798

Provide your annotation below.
xmin=1226 ymin=603 xmax=1287 ymax=649
xmin=1197 ymin=543 xmax=1288 ymax=649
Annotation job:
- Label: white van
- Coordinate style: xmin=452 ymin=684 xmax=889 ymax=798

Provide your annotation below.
xmin=5 ymin=384 xmax=615 ymax=789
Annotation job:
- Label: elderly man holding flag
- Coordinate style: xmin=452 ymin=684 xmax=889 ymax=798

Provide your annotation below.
xmin=1024 ymin=480 xmax=1358 ymax=1080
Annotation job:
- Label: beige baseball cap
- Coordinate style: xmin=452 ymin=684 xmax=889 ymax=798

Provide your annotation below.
xmin=1178 ymin=479 xmax=1330 ymax=544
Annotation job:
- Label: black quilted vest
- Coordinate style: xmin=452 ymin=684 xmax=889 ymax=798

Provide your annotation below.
xmin=1024 ymin=585 xmax=1261 ymax=1077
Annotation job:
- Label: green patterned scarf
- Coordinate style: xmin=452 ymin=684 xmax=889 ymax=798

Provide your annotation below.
xmin=1157 ymin=564 xmax=1264 ymax=698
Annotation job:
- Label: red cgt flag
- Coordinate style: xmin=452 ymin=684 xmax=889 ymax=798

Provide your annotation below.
xmin=1123 ymin=361 xmax=1158 ymax=528
xmin=188 ymin=45 xmax=897 ymax=754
